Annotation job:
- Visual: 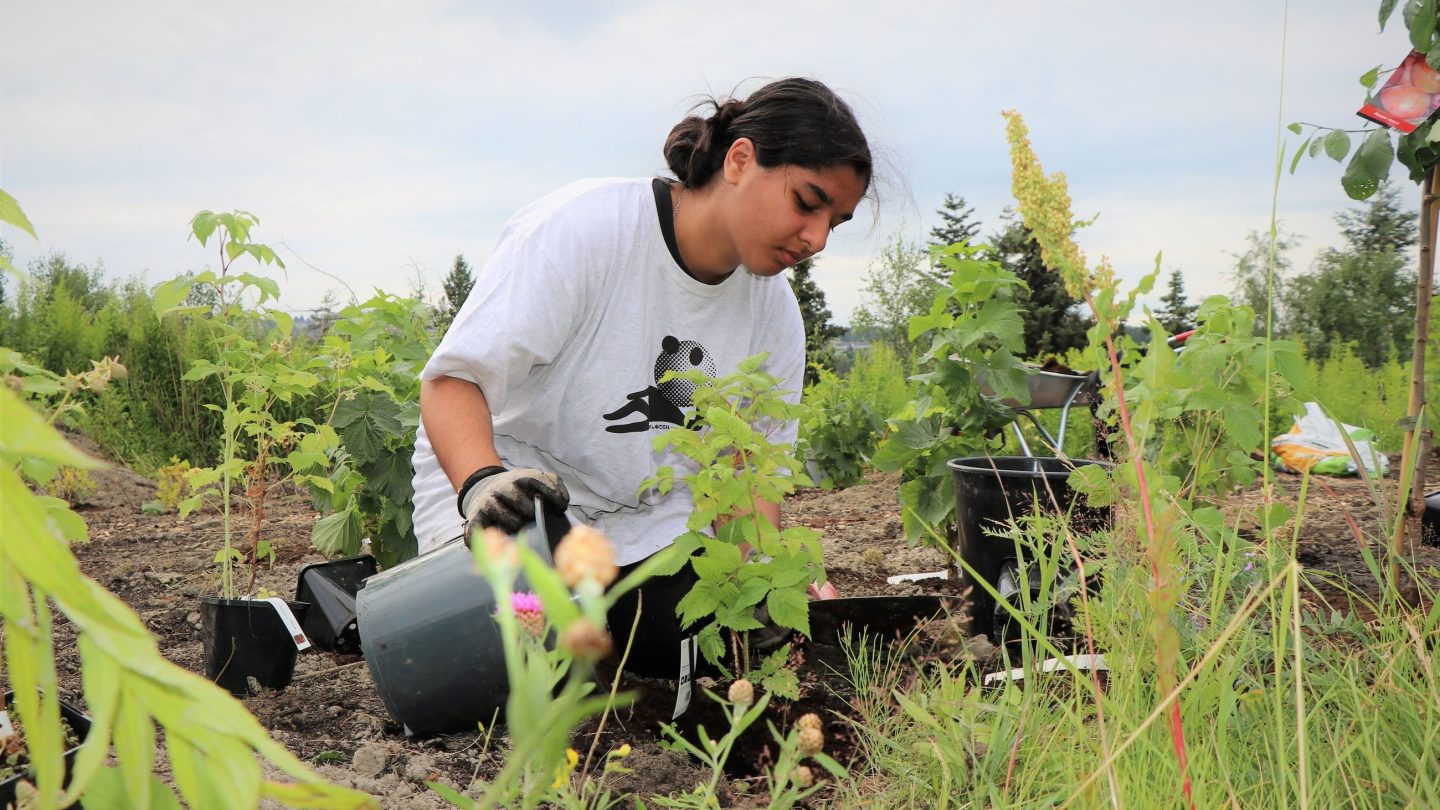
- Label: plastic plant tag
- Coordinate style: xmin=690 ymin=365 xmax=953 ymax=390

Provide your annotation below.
xmin=259 ymin=597 xmax=313 ymax=651
xmin=0 ymin=710 xmax=13 ymax=738
xmin=672 ymin=636 xmax=697 ymax=720
xmin=886 ymin=570 xmax=950 ymax=585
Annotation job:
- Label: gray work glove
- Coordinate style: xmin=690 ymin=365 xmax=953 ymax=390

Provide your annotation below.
xmin=457 ymin=465 xmax=570 ymax=537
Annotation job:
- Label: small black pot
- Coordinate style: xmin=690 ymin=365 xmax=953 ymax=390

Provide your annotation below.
xmin=201 ymin=597 xmax=310 ymax=696
xmin=1 ymin=689 xmax=93 ymax=807
xmin=295 ymin=555 xmax=377 ymax=654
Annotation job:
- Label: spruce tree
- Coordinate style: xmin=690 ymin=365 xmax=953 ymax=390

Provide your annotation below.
xmin=926 ymin=193 xmax=982 ymax=284
xmin=1154 ymin=269 xmax=1199 ymax=335
xmin=986 ymin=210 xmax=1091 ymax=359
xmin=787 ymin=257 xmax=845 ymax=384
xmin=438 ymin=253 xmax=475 ymax=332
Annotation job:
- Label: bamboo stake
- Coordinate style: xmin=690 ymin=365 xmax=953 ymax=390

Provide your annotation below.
xmin=1392 ymin=166 xmax=1440 ymax=588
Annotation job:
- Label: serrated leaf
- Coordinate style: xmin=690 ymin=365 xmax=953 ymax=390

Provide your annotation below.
xmin=760 ymin=667 xmax=799 ymax=701
xmin=311 ymin=505 xmax=363 ymax=557
xmin=1324 ymin=129 xmax=1351 ymax=162
xmin=0 ymin=189 xmax=37 ymax=238
xmin=765 ymin=586 xmax=810 ymax=637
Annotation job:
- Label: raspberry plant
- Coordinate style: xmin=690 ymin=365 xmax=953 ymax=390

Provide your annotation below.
xmin=871 ymin=243 xmax=1033 ymax=542
xmin=643 ymin=353 xmax=824 ymax=696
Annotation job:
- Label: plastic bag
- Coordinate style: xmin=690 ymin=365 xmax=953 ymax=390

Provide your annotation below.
xmin=1271 ymin=402 xmax=1389 ymax=477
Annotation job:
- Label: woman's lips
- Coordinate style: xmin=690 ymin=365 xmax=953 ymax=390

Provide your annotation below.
xmin=780 ymin=248 xmax=800 ymax=266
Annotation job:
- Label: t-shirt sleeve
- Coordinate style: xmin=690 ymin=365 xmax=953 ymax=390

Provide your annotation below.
xmin=421 ymin=224 xmax=581 ymax=416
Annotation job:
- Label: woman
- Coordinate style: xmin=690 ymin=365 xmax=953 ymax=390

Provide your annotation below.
xmin=411 ymin=77 xmax=872 ymax=678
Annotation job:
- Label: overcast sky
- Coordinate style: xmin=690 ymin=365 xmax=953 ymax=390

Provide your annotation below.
xmin=0 ymin=1 xmax=1417 ymax=324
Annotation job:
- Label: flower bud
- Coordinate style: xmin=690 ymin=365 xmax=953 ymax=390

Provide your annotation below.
xmin=792 ymin=765 xmax=815 ymax=789
xmin=477 ymin=526 xmax=520 ymax=568
xmin=559 ymin=617 xmax=613 ymax=663
xmin=797 ymin=726 xmax=824 ymax=757
xmin=796 ymin=712 xmax=823 ymax=732
xmin=727 ymin=679 xmax=755 ymax=707
xmin=554 ymin=524 xmax=619 ymax=589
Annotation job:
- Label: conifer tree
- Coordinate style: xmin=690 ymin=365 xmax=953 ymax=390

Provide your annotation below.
xmin=1154 ymin=269 xmax=1198 ymax=335
xmin=438 ymin=253 xmax=475 ymax=332
xmin=787 ymin=257 xmax=844 ymax=384
xmin=926 ymin=193 xmax=982 ymax=284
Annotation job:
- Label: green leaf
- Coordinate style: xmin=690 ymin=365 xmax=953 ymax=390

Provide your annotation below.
xmin=1380 ymin=0 xmax=1400 ymax=30
xmin=151 ymin=278 xmax=196 ymax=318
xmin=1308 ymin=136 xmax=1325 ymax=159
xmin=311 ymin=505 xmax=363 ymax=557
xmin=1360 ymin=64 xmax=1382 ymax=89
xmin=189 ymin=210 xmax=218 ymax=246
xmin=80 ymin=766 xmax=185 ymax=810
xmin=333 ymin=391 xmax=403 ymax=463
xmin=760 ymin=667 xmax=799 ymax=701
xmin=765 ymin=586 xmax=810 ymax=637
xmin=358 ymin=450 xmax=414 ymax=503
xmin=677 ymin=580 xmax=722 ymax=628
xmin=1412 ymin=0 xmax=1437 ymax=50
xmin=1323 ymin=129 xmax=1351 ymax=162
xmin=1342 ymin=129 xmax=1394 ymax=200
xmin=1286 ymin=122 xmax=1302 ymax=135
xmin=1290 ymin=136 xmax=1311 ymax=174
xmin=0 ymin=188 xmax=37 ymax=238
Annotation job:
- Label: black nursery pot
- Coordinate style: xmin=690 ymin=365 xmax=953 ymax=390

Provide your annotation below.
xmin=1 ymin=689 xmax=93 ymax=807
xmin=201 ymin=597 xmax=310 ymax=697
xmin=948 ymin=456 xmax=1113 ymax=642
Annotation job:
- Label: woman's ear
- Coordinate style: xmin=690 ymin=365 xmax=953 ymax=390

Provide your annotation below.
xmin=721 ymin=137 xmax=756 ymax=185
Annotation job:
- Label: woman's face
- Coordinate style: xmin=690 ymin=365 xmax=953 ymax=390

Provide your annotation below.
xmin=721 ymin=139 xmax=867 ymax=277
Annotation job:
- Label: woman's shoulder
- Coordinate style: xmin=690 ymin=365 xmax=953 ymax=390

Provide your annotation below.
xmin=510 ymin=177 xmax=653 ymax=228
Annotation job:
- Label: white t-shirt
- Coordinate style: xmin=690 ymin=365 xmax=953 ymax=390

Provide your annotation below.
xmin=411 ymin=177 xmax=806 ymax=565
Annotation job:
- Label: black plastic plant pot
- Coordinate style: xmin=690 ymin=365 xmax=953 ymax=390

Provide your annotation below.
xmin=201 ymin=597 xmax=311 ymax=697
xmin=948 ymin=456 xmax=1113 ymax=642
xmin=357 ymin=503 xmax=569 ymax=738
xmin=295 ymin=555 xmax=378 ymax=654
xmin=1423 ymin=490 xmax=1440 ymax=547
xmin=1 ymin=689 xmax=93 ymax=807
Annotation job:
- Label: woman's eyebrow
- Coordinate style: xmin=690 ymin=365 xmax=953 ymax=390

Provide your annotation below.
xmin=807 ymin=181 xmax=855 ymax=223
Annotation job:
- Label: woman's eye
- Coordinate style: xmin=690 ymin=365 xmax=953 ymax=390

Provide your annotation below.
xmin=795 ymin=196 xmax=817 ymax=213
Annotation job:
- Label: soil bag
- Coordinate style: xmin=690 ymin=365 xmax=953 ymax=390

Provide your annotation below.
xmin=1271 ymin=402 xmax=1389 ymax=477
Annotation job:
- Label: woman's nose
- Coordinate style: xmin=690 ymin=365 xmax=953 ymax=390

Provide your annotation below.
xmin=801 ymin=217 xmax=829 ymax=254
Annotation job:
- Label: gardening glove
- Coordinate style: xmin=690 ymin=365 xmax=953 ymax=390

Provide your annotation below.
xmin=458 ymin=465 xmax=570 ymax=537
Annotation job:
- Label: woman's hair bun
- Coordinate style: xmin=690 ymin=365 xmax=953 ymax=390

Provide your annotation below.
xmin=662 ymin=78 xmax=871 ymax=193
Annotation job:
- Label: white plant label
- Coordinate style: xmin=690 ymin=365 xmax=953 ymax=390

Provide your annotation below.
xmin=0 ymin=710 xmax=14 ymax=738
xmin=260 ymin=597 xmax=313 ymax=651
xmin=672 ymin=636 xmax=697 ymax=720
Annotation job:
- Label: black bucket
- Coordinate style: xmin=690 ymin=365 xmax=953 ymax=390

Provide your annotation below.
xmin=356 ymin=503 xmax=571 ymax=737
xmin=0 ymin=690 xmax=92 ymax=807
xmin=948 ymin=456 xmax=1112 ymax=641
xmin=296 ymin=555 xmax=377 ymax=653
xmin=201 ymin=597 xmax=310 ymax=696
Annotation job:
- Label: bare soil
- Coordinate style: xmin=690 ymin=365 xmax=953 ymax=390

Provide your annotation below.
xmin=20 ymin=438 xmax=1440 ymax=808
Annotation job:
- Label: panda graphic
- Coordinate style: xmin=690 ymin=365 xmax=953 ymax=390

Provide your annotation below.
xmin=603 ymin=336 xmax=716 ymax=433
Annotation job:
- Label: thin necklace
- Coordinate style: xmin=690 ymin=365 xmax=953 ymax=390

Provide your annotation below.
xmin=674 ymin=183 xmax=686 ymax=224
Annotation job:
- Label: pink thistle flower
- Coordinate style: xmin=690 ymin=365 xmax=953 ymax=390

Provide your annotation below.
xmin=508 ymin=590 xmax=546 ymax=637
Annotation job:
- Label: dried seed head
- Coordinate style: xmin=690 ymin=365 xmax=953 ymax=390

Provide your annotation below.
xmin=478 ymin=526 xmax=520 ymax=568
xmin=797 ymin=726 xmax=824 ymax=757
xmin=727 ymin=679 xmax=755 ymax=707
xmin=559 ymin=617 xmax=613 ymax=663
xmin=796 ymin=713 xmax=823 ymax=732
xmin=792 ymin=765 xmax=815 ymax=789
xmin=554 ymin=524 xmax=619 ymax=589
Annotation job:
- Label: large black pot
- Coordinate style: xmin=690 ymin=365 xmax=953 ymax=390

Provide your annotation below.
xmin=948 ymin=456 xmax=1112 ymax=641
xmin=201 ymin=597 xmax=310 ymax=696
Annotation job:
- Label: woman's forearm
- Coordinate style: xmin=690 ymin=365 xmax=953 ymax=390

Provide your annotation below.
xmin=419 ymin=375 xmax=505 ymax=491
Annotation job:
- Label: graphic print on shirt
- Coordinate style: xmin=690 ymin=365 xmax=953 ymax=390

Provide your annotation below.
xmin=603 ymin=336 xmax=716 ymax=433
